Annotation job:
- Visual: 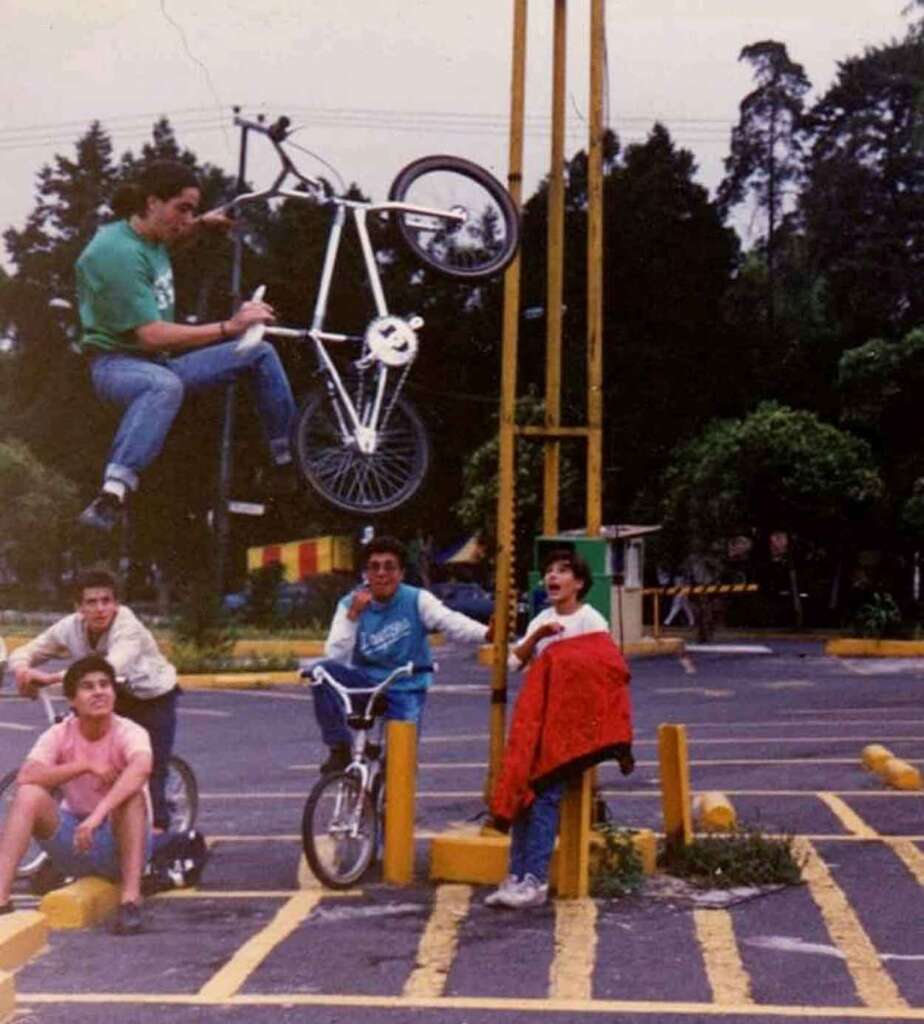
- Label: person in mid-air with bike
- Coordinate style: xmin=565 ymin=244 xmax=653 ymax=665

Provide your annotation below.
xmin=74 ymin=159 xmax=298 ymax=532
xmin=0 ymin=655 xmax=152 ymax=934
xmin=312 ymin=536 xmax=493 ymax=774
xmin=9 ymin=569 xmax=178 ymax=833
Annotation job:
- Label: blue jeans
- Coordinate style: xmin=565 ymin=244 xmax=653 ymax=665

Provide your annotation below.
xmin=115 ymin=687 xmax=178 ymax=831
xmin=311 ymin=660 xmax=427 ymax=748
xmin=90 ymin=340 xmax=296 ymax=491
xmin=509 ymin=777 xmax=566 ymax=883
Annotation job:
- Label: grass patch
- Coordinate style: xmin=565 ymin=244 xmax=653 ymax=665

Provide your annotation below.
xmin=170 ymin=641 xmax=298 ymax=675
xmin=659 ymin=826 xmax=803 ymax=889
xmin=591 ymin=824 xmax=646 ymax=898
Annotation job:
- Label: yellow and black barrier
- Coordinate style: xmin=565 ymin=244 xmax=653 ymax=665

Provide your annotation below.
xmin=644 ymin=584 xmax=759 ymax=638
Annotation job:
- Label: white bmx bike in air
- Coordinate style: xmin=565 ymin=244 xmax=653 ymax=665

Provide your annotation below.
xmin=225 ymin=112 xmax=520 ymax=515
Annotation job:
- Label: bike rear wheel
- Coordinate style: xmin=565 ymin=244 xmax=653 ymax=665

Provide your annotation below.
xmin=0 ymin=770 xmax=49 ymax=878
xmin=165 ymin=755 xmax=198 ymax=832
xmin=302 ymin=772 xmax=378 ymax=889
xmin=292 ymin=391 xmax=429 ymax=515
xmin=388 ymin=155 xmax=519 ymax=280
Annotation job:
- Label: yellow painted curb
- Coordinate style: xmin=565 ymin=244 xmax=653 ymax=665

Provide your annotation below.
xmin=429 ymin=828 xmax=656 ymax=887
xmin=40 ymin=877 xmax=119 ymax=930
xmin=826 ymin=638 xmax=924 ymax=658
xmin=478 ymin=636 xmax=683 ymax=667
xmin=231 ymin=639 xmax=325 ymax=658
xmin=0 ymin=969 xmax=14 ymax=1023
xmin=883 ymin=757 xmax=923 ymax=791
xmin=692 ymin=792 xmax=737 ymax=832
xmin=177 ymin=670 xmax=301 ymax=690
xmin=0 ymin=910 xmax=47 ymax=971
xmin=862 ymin=744 xmax=894 ymax=772
xmin=624 ymin=636 xmax=685 ymax=658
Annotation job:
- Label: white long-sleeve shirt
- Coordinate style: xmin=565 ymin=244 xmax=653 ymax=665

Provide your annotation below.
xmin=325 ymin=587 xmax=488 ymax=664
xmin=9 ymin=605 xmax=176 ymax=700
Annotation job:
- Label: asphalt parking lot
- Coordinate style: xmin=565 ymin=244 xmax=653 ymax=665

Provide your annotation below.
xmin=2 ymin=639 xmax=924 ymax=1023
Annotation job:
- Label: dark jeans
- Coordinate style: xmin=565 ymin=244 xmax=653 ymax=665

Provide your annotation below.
xmin=509 ymin=777 xmax=567 ymax=883
xmin=115 ymin=686 xmax=179 ymax=830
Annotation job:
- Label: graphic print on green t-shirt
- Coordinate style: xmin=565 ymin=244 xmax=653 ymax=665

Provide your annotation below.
xmin=76 ymin=220 xmax=175 ymax=353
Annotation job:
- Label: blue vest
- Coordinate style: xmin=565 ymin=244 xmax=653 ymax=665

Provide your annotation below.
xmin=352 ymin=584 xmax=432 ymax=691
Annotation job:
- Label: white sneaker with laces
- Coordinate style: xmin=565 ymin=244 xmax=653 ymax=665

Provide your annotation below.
xmin=484 ymin=874 xmax=521 ymax=907
xmin=499 ymin=872 xmax=549 ymax=909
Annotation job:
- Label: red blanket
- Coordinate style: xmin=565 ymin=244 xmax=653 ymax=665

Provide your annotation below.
xmin=490 ymin=631 xmax=633 ymax=826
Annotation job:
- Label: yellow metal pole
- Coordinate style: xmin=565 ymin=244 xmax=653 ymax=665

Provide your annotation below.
xmin=586 ymin=0 xmax=605 ymax=535
xmin=658 ymin=723 xmax=693 ymax=854
xmin=383 ymin=720 xmax=418 ymax=884
xmin=555 ymin=770 xmax=592 ymax=898
xmin=486 ymin=0 xmax=528 ymax=801
xmin=543 ymin=0 xmax=567 ymax=536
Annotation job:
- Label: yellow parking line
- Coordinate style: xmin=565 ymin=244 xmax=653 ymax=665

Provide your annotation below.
xmin=198 ymin=890 xmax=321 ymax=1001
xmin=22 ymin=991 xmax=924 ymax=1018
xmin=549 ymin=898 xmax=597 ymax=1001
xmin=817 ymin=794 xmax=880 ymax=838
xmin=794 ymin=838 xmax=907 ymax=1010
xmin=888 ymin=839 xmax=924 ymax=888
xmin=693 ymin=909 xmax=752 ymax=1005
xmin=403 ymin=883 xmax=471 ymax=998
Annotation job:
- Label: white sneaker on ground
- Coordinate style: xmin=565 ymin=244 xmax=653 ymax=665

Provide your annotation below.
xmin=493 ymin=873 xmax=550 ymax=909
xmin=484 ymin=874 xmax=521 ymax=907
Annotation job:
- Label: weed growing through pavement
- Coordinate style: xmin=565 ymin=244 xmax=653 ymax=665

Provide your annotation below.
xmin=659 ymin=826 xmax=804 ymax=889
xmin=591 ymin=824 xmax=646 ymax=897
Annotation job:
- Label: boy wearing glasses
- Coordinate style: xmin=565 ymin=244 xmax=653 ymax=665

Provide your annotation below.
xmin=312 ymin=536 xmax=492 ymax=774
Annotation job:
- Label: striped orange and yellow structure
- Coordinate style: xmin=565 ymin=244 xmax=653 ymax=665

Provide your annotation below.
xmin=246 ymin=535 xmax=354 ymax=582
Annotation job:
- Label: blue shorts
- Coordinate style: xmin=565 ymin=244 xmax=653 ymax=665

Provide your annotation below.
xmin=39 ymin=808 xmax=153 ymax=881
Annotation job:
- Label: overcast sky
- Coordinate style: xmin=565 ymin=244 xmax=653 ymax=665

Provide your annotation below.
xmin=0 ymin=1 xmax=913 ymax=270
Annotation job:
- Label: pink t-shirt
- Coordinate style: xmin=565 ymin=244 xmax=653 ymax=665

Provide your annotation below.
xmin=26 ymin=714 xmax=152 ymax=819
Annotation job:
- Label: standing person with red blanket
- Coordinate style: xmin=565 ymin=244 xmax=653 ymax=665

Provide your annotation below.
xmin=486 ymin=549 xmax=634 ymax=909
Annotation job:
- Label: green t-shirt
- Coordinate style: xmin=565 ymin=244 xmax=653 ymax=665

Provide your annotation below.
xmin=76 ymin=220 xmax=175 ymax=354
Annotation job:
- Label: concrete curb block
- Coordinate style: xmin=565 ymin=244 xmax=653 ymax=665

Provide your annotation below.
xmin=39 ymin=877 xmax=119 ymax=930
xmin=0 ymin=910 xmax=47 ymax=971
xmin=0 ymin=969 xmax=14 ymax=1024
xmin=429 ymin=828 xmax=657 ymax=888
xmin=826 ymin=638 xmax=924 ymax=658
xmin=861 ymin=744 xmax=894 ymax=772
xmin=882 ymin=757 xmax=923 ymax=791
xmin=692 ymin=791 xmax=737 ymax=832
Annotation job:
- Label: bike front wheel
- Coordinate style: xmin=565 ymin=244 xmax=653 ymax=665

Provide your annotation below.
xmin=165 ymin=755 xmax=199 ymax=832
xmin=0 ymin=770 xmax=49 ymax=878
xmin=292 ymin=392 xmax=430 ymax=515
xmin=388 ymin=155 xmax=519 ymax=280
xmin=302 ymin=772 xmax=378 ymax=889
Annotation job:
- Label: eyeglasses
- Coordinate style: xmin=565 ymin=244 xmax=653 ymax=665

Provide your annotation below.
xmin=367 ymin=559 xmax=401 ymax=573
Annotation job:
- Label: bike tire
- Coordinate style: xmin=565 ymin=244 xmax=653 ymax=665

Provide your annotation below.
xmin=165 ymin=755 xmax=199 ymax=832
xmin=301 ymin=772 xmax=378 ymax=889
xmin=292 ymin=391 xmax=430 ymax=515
xmin=0 ymin=770 xmax=49 ymax=878
xmin=388 ymin=155 xmax=519 ymax=280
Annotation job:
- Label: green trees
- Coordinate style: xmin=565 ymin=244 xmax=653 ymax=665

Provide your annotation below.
xmin=661 ymin=404 xmax=882 ymax=625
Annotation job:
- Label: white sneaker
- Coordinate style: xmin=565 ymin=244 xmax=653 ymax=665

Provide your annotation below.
xmin=494 ymin=873 xmax=550 ymax=909
xmin=484 ymin=874 xmax=521 ymax=907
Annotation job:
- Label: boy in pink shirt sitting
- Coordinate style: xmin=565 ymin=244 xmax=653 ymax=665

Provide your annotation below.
xmin=0 ymin=654 xmax=152 ymax=934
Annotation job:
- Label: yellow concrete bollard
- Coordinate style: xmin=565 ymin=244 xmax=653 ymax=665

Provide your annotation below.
xmin=882 ymin=757 xmax=923 ymax=791
xmin=0 ymin=968 xmax=14 ymax=1022
xmin=658 ymin=723 xmax=693 ymax=853
xmin=862 ymin=744 xmax=894 ymax=773
xmin=693 ymin=791 xmax=737 ymax=832
xmin=383 ymin=720 xmax=417 ymax=884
